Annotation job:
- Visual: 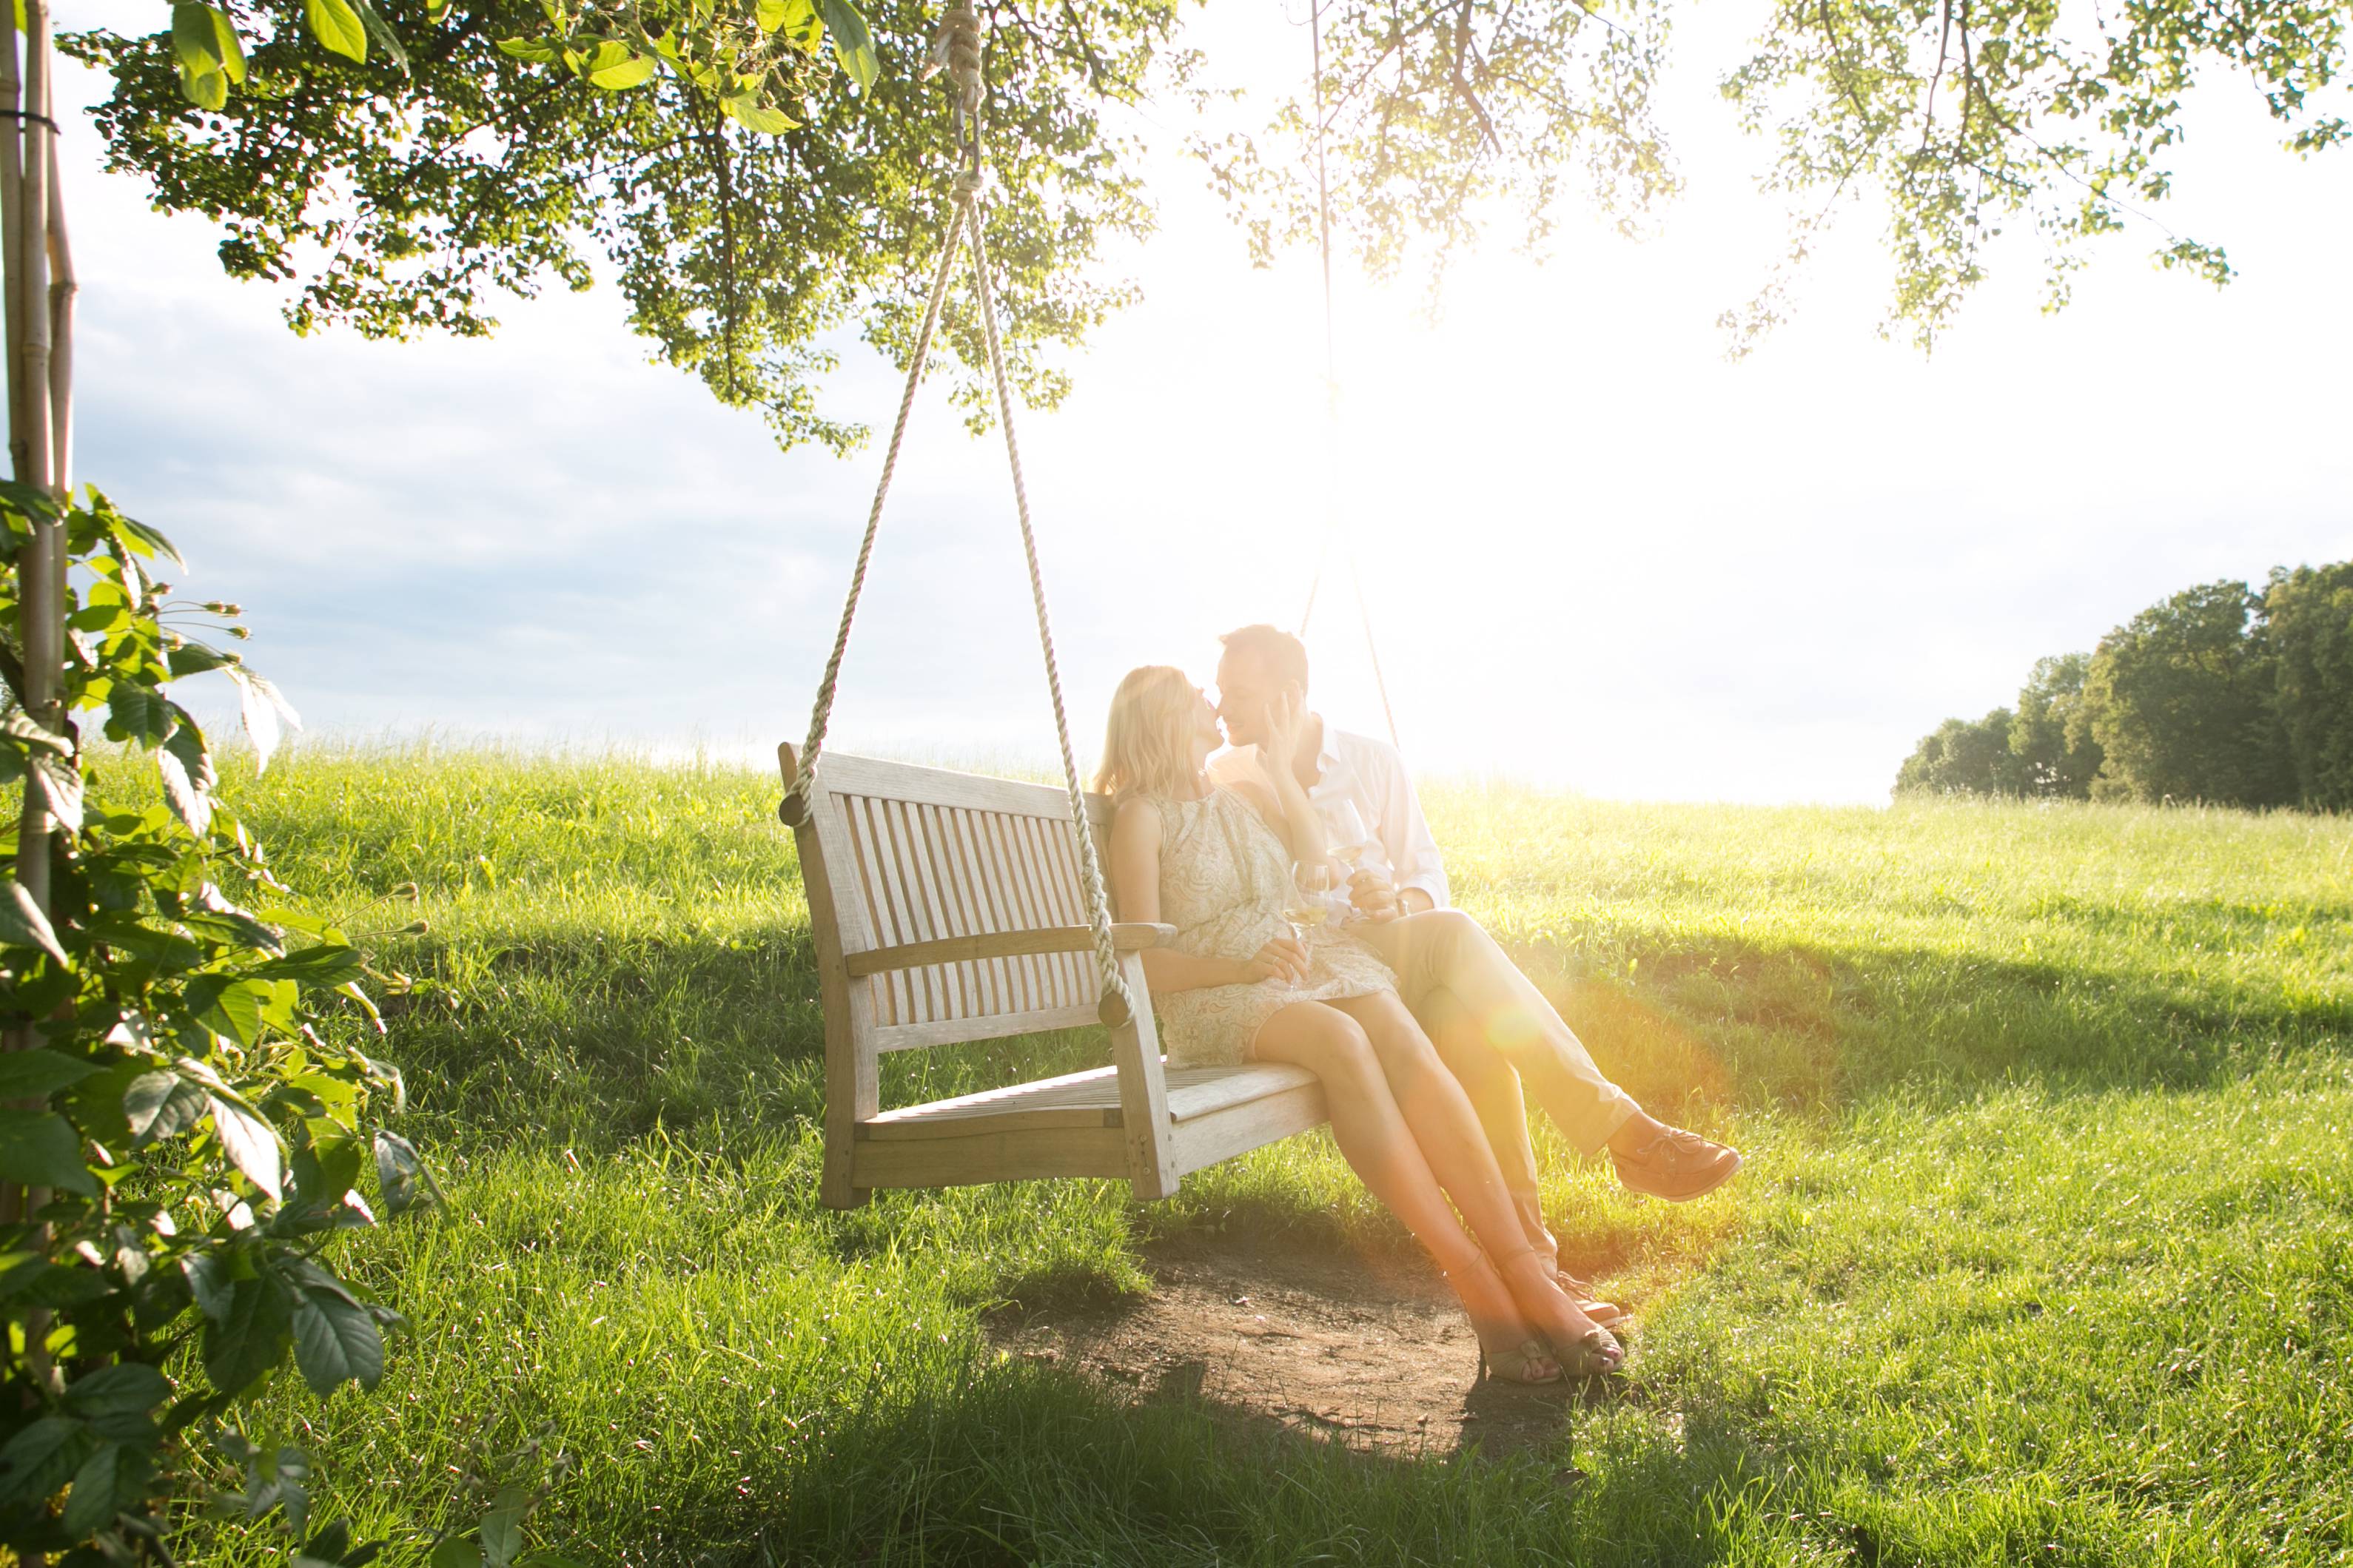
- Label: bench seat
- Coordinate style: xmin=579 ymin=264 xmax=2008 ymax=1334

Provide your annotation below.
xmin=851 ymin=1062 xmax=1327 ymax=1191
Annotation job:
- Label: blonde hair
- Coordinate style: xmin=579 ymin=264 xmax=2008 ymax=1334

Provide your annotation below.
xmin=1092 ymin=665 xmax=1199 ymax=800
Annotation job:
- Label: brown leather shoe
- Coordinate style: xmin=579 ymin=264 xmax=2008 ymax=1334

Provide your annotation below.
xmin=1612 ymin=1126 xmax=1742 ymax=1202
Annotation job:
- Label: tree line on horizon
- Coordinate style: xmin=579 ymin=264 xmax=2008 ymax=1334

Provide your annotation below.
xmin=1896 ymin=561 xmax=2353 ymax=812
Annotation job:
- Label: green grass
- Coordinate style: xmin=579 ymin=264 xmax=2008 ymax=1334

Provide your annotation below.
xmin=140 ymin=746 xmax=2353 ymax=1564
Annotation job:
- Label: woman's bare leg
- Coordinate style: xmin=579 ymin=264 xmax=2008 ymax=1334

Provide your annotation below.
xmin=1331 ymin=989 xmax=1619 ymax=1368
xmin=1252 ymin=1000 xmax=1557 ymax=1380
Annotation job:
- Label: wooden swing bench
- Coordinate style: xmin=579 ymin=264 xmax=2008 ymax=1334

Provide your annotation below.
xmin=779 ymin=744 xmax=1329 ymax=1208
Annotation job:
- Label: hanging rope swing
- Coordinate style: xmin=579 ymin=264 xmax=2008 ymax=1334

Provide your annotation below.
xmin=773 ymin=9 xmax=1346 ymax=1210
xmin=779 ymin=7 xmax=1134 ymax=1029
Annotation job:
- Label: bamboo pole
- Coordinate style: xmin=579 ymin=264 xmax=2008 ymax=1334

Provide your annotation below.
xmin=11 ymin=0 xmax=56 ymax=915
xmin=45 ymin=132 xmax=72 ymax=499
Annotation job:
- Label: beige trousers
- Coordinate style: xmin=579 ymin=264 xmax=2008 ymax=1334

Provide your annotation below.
xmin=1356 ymin=909 xmax=1641 ymax=1216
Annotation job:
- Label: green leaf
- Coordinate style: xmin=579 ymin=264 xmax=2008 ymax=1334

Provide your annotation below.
xmin=1 ymin=706 xmax=70 ymax=755
xmin=820 ymin=0 xmax=879 ymax=92
xmin=588 ymin=53 xmax=658 ymax=89
xmin=306 ymin=0 xmax=368 ymax=62
xmin=0 ymin=1049 xmax=99 ymax=1101
xmin=292 ymin=1288 xmax=384 ymax=1395
xmin=0 ymin=877 xmax=67 ymax=963
xmin=0 ymin=1107 xmax=98 ymax=1195
xmin=481 ymin=1485 xmax=530 ymax=1568
xmin=183 ymin=1251 xmax=235 ymax=1322
xmin=494 ymin=36 xmax=557 ymax=62
xmin=0 ymin=1416 xmax=98 ymax=1510
xmin=724 ymin=96 xmax=800 ymax=133
xmin=171 ymin=5 xmax=219 ymax=74
xmin=60 ymin=1440 xmax=132 ymax=1538
xmin=176 ymin=58 xmax=229 ymax=111
xmin=209 ymin=1093 xmax=284 ymax=1202
xmin=346 ymin=0 xmax=409 ymax=70
xmin=61 ymin=1362 xmax=172 ymax=1441
xmin=373 ymin=1130 xmax=432 ymax=1216
xmin=209 ymin=5 xmax=249 ymax=83
xmin=254 ymin=943 xmax=366 ymax=986
xmin=167 ymin=641 xmax=232 ymax=679
xmin=201 ymin=1273 xmax=293 ymax=1396
xmin=158 ymin=742 xmax=214 ymax=835
xmin=109 ymin=682 xmax=175 ymax=746
xmin=126 ymin=1070 xmax=210 ymax=1144
xmin=33 ymin=747 xmax=83 ymax=833
xmin=430 ymin=1541 xmax=485 ymax=1568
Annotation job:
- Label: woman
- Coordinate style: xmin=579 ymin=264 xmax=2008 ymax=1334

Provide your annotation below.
xmin=1095 ymin=665 xmax=1623 ymax=1382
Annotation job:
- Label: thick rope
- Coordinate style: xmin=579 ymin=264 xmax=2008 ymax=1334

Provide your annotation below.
xmin=1293 ymin=0 xmax=1402 ymax=751
xmin=785 ymin=7 xmax=1134 ymax=1024
xmin=782 ymin=198 xmax=970 ymax=827
xmin=964 ymin=214 xmax=1135 ymax=1026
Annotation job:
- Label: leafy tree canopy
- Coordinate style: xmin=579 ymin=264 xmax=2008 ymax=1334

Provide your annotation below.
xmin=65 ymin=0 xmax=2353 ymax=451
xmin=2260 ymin=561 xmax=2353 ymax=812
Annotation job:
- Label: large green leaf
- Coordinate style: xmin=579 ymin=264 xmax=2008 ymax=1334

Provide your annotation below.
xmin=182 ymin=1251 xmax=235 ymax=1322
xmin=208 ymin=1093 xmax=284 ymax=1202
xmin=0 ymin=876 xmax=67 ymax=963
xmin=202 ymin=1273 xmax=294 ymax=1396
xmin=0 ymin=1107 xmax=98 ymax=1195
xmin=125 ymin=1070 xmax=210 ymax=1145
xmin=61 ymin=1362 xmax=172 ymax=1441
xmin=33 ymin=747 xmax=84 ymax=833
xmin=306 ymin=0 xmax=368 ymax=62
xmin=292 ymin=1288 xmax=385 ymax=1395
xmin=0 ymin=1048 xmax=100 ymax=1101
xmin=108 ymin=682 xmax=175 ymax=746
xmin=820 ymin=0 xmax=878 ymax=92
xmin=0 ymin=1416 xmax=98 ymax=1510
xmin=588 ymin=52 xmax=657 ymax=89
xmin=60 ymin=1441 xmax=133 ymax=1538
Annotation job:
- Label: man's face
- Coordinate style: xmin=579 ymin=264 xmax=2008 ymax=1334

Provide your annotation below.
xmin=1215 ymin=649 xmax=1286 ymax=749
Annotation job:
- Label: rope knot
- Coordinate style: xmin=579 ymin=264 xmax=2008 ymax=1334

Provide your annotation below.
xmin=927 ymin=7 xmax=984 ymax=121
xmin=951 ymin=168 xmax=989 ymax=202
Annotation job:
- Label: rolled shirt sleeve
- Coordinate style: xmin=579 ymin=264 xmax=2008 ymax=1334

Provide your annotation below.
xmin=1355 ymin=736 xmax=1450 ymax=910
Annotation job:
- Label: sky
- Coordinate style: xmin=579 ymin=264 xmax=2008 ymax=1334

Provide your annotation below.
xmin=50 ymin=2 xmax=2353 ymax=804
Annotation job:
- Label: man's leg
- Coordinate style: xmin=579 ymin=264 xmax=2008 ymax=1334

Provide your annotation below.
xmin=1361 ymin=909 xmax=1739 ymax=1199
xmin=1414 ymin=985 xmax=1554 ymax=1257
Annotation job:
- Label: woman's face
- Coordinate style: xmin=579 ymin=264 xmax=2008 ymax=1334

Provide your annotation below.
xmin=1189 ymin=686 xmax=1221 ymax=765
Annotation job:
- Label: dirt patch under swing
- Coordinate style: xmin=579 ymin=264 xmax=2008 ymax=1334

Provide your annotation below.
xmin=984 ymin=1237 xmax=1631 ymax=1461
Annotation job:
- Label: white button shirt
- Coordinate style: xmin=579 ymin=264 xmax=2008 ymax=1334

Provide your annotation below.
xmin=1210 ymin=721 xmax=1452 ymax=910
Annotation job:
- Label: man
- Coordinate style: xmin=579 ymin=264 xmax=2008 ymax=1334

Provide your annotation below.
xmin=1209 ymin=625 xmax=1739 ymax=1302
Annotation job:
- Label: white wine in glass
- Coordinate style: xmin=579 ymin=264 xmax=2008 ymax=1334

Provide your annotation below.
xmin=1285 ymin=861 xmax=1336 ymax=944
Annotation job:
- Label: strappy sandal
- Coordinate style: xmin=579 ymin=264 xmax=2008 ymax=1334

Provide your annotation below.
xmin=1477 ymin=1339 xmax=1564 ymax=1386
xmin=1442 ymin=1254 xmax=1564 ymax=1386
xmin=1548 ymin=1322 xmax=1625 ymax=1379
xmin=1494 ymin=1247 xmax=1628 ymax=1379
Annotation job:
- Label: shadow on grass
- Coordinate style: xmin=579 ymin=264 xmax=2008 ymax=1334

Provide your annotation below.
xmin=367 ymin=910 xmax=2346 ymax=1168
xmin=591 ymin=1344 xmax=1784 ymax=1568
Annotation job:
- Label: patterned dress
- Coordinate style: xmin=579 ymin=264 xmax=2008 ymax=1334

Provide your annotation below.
xmin=1144 ymin=787 xmax=1397 ymax=1067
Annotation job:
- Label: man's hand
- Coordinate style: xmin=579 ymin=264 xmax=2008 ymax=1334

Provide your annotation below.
xmin=1348 ymin=867 xmax=1400 ymax=924
xmin=1397 ymin=886 xmax=1435 ymax=917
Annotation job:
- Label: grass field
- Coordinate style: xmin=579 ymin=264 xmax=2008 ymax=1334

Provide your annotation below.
xmin=146 ymin=748 xmax=2353 ymax=1565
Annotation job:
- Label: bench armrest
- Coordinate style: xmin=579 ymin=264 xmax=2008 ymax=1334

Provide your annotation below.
xmin=845 ymin=923 xmax=1176 ymax=978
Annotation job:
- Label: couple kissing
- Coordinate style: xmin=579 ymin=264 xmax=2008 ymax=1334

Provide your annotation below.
xmin=1092 ymin=625 xmax=1740 ymax=1384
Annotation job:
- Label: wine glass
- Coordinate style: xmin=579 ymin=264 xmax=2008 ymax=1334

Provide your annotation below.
xmin=1285 ymin=861 xmax=1336 ymax=945
xmin=1323 ymin=801 xmax=1373 ymax=921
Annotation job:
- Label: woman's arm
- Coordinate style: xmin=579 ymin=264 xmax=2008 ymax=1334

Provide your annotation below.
xmin=1110 ymin=797 xmax=1300 ymax=991
xmin=1244 ymin=692 xmax=1327 ymax=866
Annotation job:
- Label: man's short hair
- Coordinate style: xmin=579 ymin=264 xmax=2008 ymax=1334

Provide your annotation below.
xmin=1218 ymin=624 xmax=1310 ymax=691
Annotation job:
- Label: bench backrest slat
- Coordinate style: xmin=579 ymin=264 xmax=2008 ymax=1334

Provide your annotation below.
xmin=793 ymin=752 xmax=1119 ymax=1054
